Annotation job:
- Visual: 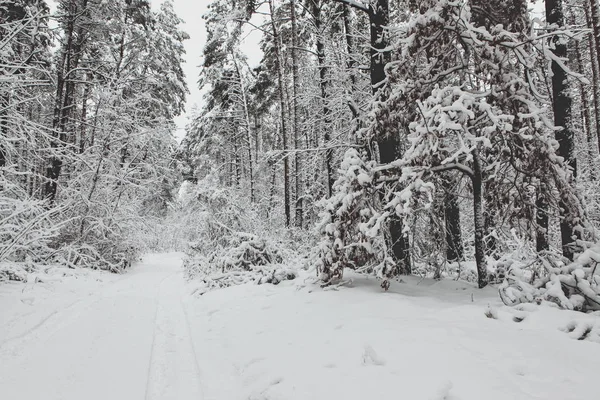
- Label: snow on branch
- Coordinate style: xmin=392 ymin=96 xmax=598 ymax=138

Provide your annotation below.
xmin=331 ymin=0 xmax=369 ymax=13
xmin=500 ymin=244 xmax=600 ymax=313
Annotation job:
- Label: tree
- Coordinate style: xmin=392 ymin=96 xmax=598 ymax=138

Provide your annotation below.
xmin=2 ymin=0 xmax=188 ymax=272
xmin=317 ymin=0 xmax=586 ymax=288
xmin=331 ymin=0 xmax=412 ymax=273
xmin=545 ymin=0 xmax=580 ymax=260
xmin=589 ymin=0 xmax=600 ymax=153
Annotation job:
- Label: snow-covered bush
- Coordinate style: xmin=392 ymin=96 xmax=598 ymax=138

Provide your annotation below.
xmin=500 ymin=243 xmax=600 ymax=312
xmin=0 ymin=193 xmax=61 ymax=263
xmin=181 ymin=173 xmax=303 ymax=294
xmin=184 ymin=231 xmax=297 ymax=295
xmin=188 ymin=232 xmax=282 ymax=273
xmin=184 ymin=232 xmax=298 ymax=294
xmin=52 ymin=187 xmax=147 ymax=272
xmin=0 ymin=180 xmax=64 ymax=280
xmin=0 ymin=262 xmax=29 ymax=282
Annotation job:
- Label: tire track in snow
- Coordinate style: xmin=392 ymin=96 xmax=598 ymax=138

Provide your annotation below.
xmin=145 ymin=272 xmax=204 ymax=400
xmin=181 ymin=295 xmax=205 ymax=399
xmin=144 ymin=272 xmax=176 ymax=400
xmin=0 ymin=255 xmax=185 ymax=400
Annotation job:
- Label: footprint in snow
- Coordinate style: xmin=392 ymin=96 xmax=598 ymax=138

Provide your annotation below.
xmin=561 ymin=320 xmax=600 ymax=343
xmin=362 ymin=344 xmax=386 ymax=366
xmin=20 ymin=297 xmax=35 ymax=306
xmin=270 ymin=377 xmax=283 ymax=385
xmin=430 ymin=381 xmax=458 ymax=400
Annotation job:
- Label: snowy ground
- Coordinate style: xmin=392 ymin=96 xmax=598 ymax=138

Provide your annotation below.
xmin=1 ymin=253 xmax=599 ymax=400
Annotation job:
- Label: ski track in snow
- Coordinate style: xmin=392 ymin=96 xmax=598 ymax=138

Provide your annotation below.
xmin=144 ymin=272 xmax=204 ymax=400
xmin=1 ymin=253 xmax=600 ymax=400
xmin=0 ymin=253 xmax=203 ymax=400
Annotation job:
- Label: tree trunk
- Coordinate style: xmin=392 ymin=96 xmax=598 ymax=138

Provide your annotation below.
xmin=233 ymin=135 xmax=241 ymax=188
xmin=472 ymin=148 xmax=488 ymax=288
xmin=368 ymin=1 xmax=389 ymax=97
xmin=369 ymin=0 xmax=412 ymax=274
xmin=45 ymin=0 xmax=88 ymax=202
xmin=570 ymin=10 xmax=595 ymax=173
xmin=269 ymin=0 xmax=291 ymax=226
xmin=585 ymin=0 xmax=600 ymax=156
xmin=0 ymin=94 xmax=8 ymax=170
xmin=443 ymin=176 xmax=464 ymax=262
xmin=342 ymin=5 xmax=357 ymax=99
xmin=79 ymin=74 xmax=91 ymax=154
xmin=589 ymin=0 xmax=600 ymax=153
xmin=536 ymin=182 xmax=549 ymax=252
xmin=291 ymin=0 xmax=303 ymax=227
xmin=334 ymin=0 xmax=413 ymax=272
xmin=546 ymin=0 xmax=578 ymax=260
xmin=233 ymin=58 xmax=255 ymax=203
xmin=313 ymin=1 xmax=334 ymax=197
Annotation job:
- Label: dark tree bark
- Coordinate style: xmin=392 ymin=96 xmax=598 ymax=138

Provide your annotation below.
xmin=546 ymin=0 xmax=579 ymax=260
xmin=443 ymin=176 xmax=464 ymax=262
xmin=291 ymin=0 xmax=303 ymax=227
xmin=45 ymin=0 xmax=89 ymax=202
xmin=0 ymin=94 xmax=8 ymax=170
xmin=368 ymin=0 xmax=390 ymax=99
xmin=342 ymin=5 xmax=357 ymax=92
xmin=268 ymin=0 xmax=291 ymax=227
xmin=472 ymin=149 xmax=488 ymax=288
xmin=585 ymin=0 xmax=600 ymax=155
xmin=312 ymin=1 xmax=334 ymax=197
xmin=370 ymin=0 xmax=411 ymax=274
xmin=471 ymin=0 xmax=529 ymax=260
xmin=536 ymin=183 xmax=549 ymax=252
xmin=589 ymin=0 xmax=600 ymax=153
xmin=569 ymin=10 xmax=595 ymax=172
xmin=469 ymin=0 xmax=530 ymax=281
xmin=79 ymin=74 xmax=91 ymax=154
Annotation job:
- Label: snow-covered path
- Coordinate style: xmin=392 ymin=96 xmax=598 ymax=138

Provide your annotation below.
xmin=0 ymin=253 xmax=202 ymax=400
xmin=1 ymin=253 xmax=600 ymax=400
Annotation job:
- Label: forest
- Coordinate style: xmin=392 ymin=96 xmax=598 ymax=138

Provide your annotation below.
xmin=2 ymin=0 xmax=600 ymax=313
xmin=1 ymin=0 xmax=186 ymax=272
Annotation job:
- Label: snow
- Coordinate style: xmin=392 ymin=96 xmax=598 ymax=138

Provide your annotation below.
xmin=189 ymin=273 xmax=600 ymax=400
xmin=0 ymin=265 xmax=121 ymax=346
xmin=0 ymin=253 xmax=200 ymax=400
xmin=1 ymin=253 xmax=600 ymax=399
